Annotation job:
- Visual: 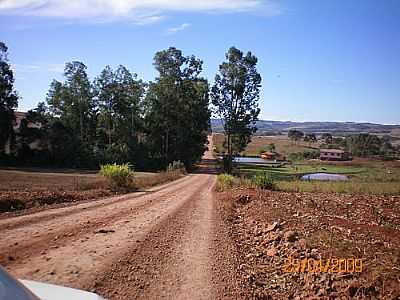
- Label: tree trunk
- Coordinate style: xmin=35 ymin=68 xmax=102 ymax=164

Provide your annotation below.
xmin=226 ymin=132 xmax=233 ymax=174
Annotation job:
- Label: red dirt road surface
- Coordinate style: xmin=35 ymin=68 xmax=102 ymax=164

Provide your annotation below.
xmin=0 ymin=144 xmax=242 ymax=299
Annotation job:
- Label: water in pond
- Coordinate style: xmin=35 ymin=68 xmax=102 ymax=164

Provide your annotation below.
xmin=301 ymin=173 xmax=349 ymax=181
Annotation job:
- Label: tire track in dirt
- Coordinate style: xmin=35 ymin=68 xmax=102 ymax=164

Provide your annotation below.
xmin=143 ymin=175 xmax=216 ymax=299
xmin=3 ymin=174 xmax=211 ymax=291
xmin=91 ymin=174 xmax=241 ymax=299
xmin=0 ymin=175 xmax=196 ymax=266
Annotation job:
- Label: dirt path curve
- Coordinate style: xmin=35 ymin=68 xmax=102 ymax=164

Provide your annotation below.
xmin=1 ymin=137 xmax=241 ymax=299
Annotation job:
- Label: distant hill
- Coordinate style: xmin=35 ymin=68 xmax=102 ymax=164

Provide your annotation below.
xmin=211 ymin=119 xmax=400 ymax=136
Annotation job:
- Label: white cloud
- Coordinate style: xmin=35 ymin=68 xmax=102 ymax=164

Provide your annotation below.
xmin=12 ymin=63 xmax=65 ymax=75
xmin=12 ymin=64 xmax=40 ymax=72
xmin=47 ymin=63 xmax=65 ymax=73
xmin=166 ymin=23 xmax=190 ymax=34
xmin=0 ymin=0 xmax=280 ymax=23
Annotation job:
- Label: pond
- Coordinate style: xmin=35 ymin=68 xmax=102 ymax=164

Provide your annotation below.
xmin=301 ymin=173 xmax=349 ymax=181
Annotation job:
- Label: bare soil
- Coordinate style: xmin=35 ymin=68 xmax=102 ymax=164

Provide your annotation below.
xmin=0 ymin=169 xmax=176 ymax=214
xmin=0 ymin=150 xmax=241 ymax=299
xmin=218 ymin=188 xmax=400 ymax=299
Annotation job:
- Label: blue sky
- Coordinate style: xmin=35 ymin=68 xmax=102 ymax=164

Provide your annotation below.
xmin=1 ymin=0 xmax=399 ymax=124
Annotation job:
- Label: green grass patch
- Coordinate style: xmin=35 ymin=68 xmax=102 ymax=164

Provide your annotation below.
xmin=252 ymin=172 xmax=276 ymax=190
xmin=216 ymin=173 xmax=236 ymax=191
xmin=234 ymin=162 xmax=400 ymax=195
xmin=237 ymin=163 xmax=365 ymax=180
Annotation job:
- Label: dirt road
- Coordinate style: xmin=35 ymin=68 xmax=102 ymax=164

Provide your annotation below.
xmin=0 ymin=148 xmax=241 ymax=299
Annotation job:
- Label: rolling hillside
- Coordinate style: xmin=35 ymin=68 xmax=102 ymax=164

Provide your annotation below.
xmin=211 ymin=119 xmax=400 ymax=136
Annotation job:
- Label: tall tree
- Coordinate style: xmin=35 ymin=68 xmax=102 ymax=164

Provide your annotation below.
xmin=304 ymin=133 xmax=317 ymax=146
xmin=114 ymin=65 xmax=145 ymax=143
xmin=0 ymin=42 xmax=18 ymax=154
xmin=211 ymin=47 xmax=261 ymax=172
xmin=94 ymin=66 xmax=116 ymax=146
xmin=94 ymin=65 xmax=145 ymax=161
xmin=63 ymin=61 xmax=94 ymax=142
xmin=346 ymin=133 xmax=383 ymax=157
xmin=288 ymin=129 xmax=304 ymax=144
xmin=47 ymin=62 xmax=95 ymax=143
xmin=145 ymin=47 xmax=210 ymax=169
xmin=321 ymin=133 xmax=333 ymax=144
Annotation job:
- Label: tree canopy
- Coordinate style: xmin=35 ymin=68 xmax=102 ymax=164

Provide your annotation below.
xmin=145 ymin=47 xmax=210 ymax=169
xmin=0 ymin=42 xmax=19 ymax=154
xmin=211 ymin=47 xmax=261 ymax=172
xmin=1 ymin=43 xmax=211 ymax=170
xmin=288 ymin=129 xmax=304 ymax=143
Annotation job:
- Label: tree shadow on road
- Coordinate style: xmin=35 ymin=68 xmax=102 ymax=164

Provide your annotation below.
xmin=192 ymin=159 xmax=220 ymax=175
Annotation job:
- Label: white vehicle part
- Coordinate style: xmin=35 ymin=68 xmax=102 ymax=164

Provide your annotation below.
xmin=20 ymin=280 xmax=105 ymax=300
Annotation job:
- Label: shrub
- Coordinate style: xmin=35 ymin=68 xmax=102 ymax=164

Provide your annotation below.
xmin=288 ymin=150 xmax=319 ymax=162
xmin=217 ymin=173 xmax=235 ymax=191
xmin=252 ymin=172 xmax=275 ymax=190
xmin=100 ymin=163 xmax=134 ymax=190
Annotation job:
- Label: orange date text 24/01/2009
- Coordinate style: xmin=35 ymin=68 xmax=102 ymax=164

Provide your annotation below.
xmin=283 ymin=257 xmax=363 ymax=273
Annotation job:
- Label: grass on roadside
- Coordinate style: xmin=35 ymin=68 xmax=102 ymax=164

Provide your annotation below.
xmin=100 ymin=161 xmax=187 ymax=192
xmin=276 ymin=180 xmax=400 ymax=195
xmin=134 ymin=169 xmax=185 ymax=190
xmin=237 ymin=163 xmax=366 ymax=180
xmin=216 ymin=173 xmax=236 ymax=191
xmin=229 ymin=162 xmax=400 ymax=195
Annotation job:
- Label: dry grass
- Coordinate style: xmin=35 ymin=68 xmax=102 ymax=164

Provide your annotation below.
xmin=213 ymin=133 xmax=318 ymax=156
xmin=276 ymin=180 xmax=400 ymax=195
xmin=0 ymin=168 xmax=184 ymax=213
xmin=390 ymin=128 xmax=400 ymax=138
xmin=133 ymin=169 xmax=185 ymax=190
xmin=0 ymin=169 xmax=107 ymax=191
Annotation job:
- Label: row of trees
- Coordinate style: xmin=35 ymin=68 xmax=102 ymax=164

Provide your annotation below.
xmin=341 ymin=134 xmax=395 ymax=158
xmin=1 ymin=43 xmax=262 ymax=171
xmin=0 ymin=45 xmax=212 ymax=170
xmin=287 ymin=128 xmax=396 ymax=158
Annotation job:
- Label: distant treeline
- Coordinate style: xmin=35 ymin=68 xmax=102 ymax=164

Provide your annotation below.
xmin=1 ymin=43 xmax=210 ymax=170
xmin=287 ymin=130 xmax=398 ymax=159
xmin=211 ymin=119 xmax=400 ymax=136
xmin=319 ymin=133 xmax=398 ymax=158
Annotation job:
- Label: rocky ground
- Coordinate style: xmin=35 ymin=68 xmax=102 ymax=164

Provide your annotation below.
xmin=217 ymin=188 xmax=400 ymax=299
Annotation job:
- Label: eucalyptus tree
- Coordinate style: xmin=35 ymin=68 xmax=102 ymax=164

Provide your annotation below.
xmin=46 ymin=62 xmax=95 ymax=143
xmin=94 ymin=65 xmax=145 ymax=147
xmin=94 ymin=65 xmax=115 ymax=146
xmin=0 ymin=42 xmax=19 ymax=154
xmin=288 ymin=129 xmax=304 ymax=144
xmin=145 ymin=47 xmax=210 ymax=168
xmin=211 ymin=47 xmax=262 ymax=172
xmin=114 ymin=65 xmax=145 ymax=142
xmin=304 ymin=133 xmax=317 ymax=146
xmin=64 ymin=61 xmax=95 ymax=142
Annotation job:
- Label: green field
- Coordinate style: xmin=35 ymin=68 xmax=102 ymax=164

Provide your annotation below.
xmin=236 ymin=163 xmax=365 ymax=180
xmin=235 ymin=162 xmax=400 ymax=195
